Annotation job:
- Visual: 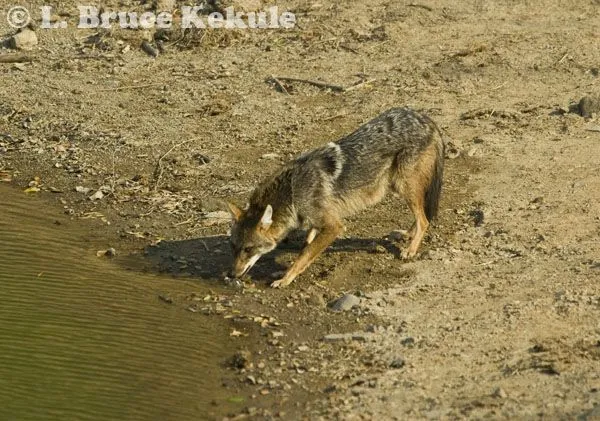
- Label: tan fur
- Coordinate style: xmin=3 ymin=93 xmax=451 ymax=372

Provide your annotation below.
xmin=226 ymin=107 xmax=444 ymax=288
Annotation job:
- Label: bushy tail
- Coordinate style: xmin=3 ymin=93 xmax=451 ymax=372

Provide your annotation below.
xmin=424 ymin=130 xmax=444 ymax=222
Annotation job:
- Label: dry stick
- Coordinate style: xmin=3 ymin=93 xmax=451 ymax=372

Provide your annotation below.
xmin=271 ymin=76 xmax=346 ymax=92
xmin=269 ymin=75 xmax=290 ymax=95
xmin=558 ymin=52 xmax=569 ymax=64
xmin=271 ymin=76 xmax=376 ymax=93
xmin=0 ymin=54 xmax=33 ymax=63
xmin=407 ymin=3 xmax=433 ymax=11
xmin=153 ymin=139 xmax=190 ymax=192
xmin=339 ymin=44 xmax=359 ymax=54
xmin=98 ymin=83 xmax=164 ymax=92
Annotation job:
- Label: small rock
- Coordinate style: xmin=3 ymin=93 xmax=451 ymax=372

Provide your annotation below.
xmin=492 ymin=387 xmax=507 ymax=399
xmin=224 ymin=276 xmax=243 ymax=288
xmin=158 ymin=294 xmax=173 ymax=304
xmin=11 ymin=29 xmax=38 ymax=51
xmin=578 ymin=94 xmax=600 ymax=118
xmin=96 ymin=248 xmax=116 ymax=258
xmin=89 ymin=190 xmax=104 ymax=201
xmin=75 ymin=186 xmax=91 ymax=194
xmin=388 ymin=229 xmax=409 ymax=242
xmin=329 ymin=293 xmax=360 ymax=312
xmin=229 ymin=350 xmax=251 ymax=369
xmin=389 ymin=358 xmax=405 ymax=369
xmin=445 ymin=141 xmax=461 ymax=159
xmin=469 ymin=209 xmax=484 ymax=226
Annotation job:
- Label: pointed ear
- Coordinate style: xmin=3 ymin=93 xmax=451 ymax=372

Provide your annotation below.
xmin=227 ymin=202 xmax=243 ymax=222
xmin=260 ymin=205 xmax=273 ymax=229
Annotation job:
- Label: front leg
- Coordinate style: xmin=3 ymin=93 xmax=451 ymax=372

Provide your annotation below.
xmin=271 ymin=219 xmax=343 ymax=288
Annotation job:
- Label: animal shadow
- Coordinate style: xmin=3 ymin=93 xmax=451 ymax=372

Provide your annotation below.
xmin=126 ymin=231 xmax=402 ymax=284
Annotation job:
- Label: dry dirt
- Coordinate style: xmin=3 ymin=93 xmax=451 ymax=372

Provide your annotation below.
xmin=1 ymin=0 xmax=600 ymax=419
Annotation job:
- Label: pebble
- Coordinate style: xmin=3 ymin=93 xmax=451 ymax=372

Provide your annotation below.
xmin=388 ymin=230 xmax=409 ymax=242
xmin=492 ymin=387 xmax=507 ymax=398
xmin=578 ymin=94 xmax=600 ymax=118
xmin=11 ymin=29 xmax=38 ymax=51
xmin=89 ymin=190 xmax=104 ymax=201
xmin=329 ymin=293 xmax=360 ymax=312
xmin=229 ymin=350 xmax=251 ymax=369
xmin=158 ymin=294 xmax=173 ymax=304
xmin=75 ymin=185 xmax=91 ymax=194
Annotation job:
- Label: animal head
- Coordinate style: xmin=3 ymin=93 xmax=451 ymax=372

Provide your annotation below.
xmin=227 ymin=202 xmax=277 ymax=278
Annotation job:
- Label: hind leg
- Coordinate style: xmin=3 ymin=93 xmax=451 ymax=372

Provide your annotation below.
xmin=402 ymin=190 xmax=429 ymax=259
xmin=392 ymin=164 xmax=434 ymax=259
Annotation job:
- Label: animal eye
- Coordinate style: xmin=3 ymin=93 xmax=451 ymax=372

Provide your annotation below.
xmin=243 ymin=246 xmax=253 ymax=254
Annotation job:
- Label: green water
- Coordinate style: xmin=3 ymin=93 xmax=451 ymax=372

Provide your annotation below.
xmin=0 ymin=185 xmax=238 ymax=420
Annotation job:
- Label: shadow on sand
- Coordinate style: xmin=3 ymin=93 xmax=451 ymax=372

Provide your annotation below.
xmin=119 ymin=231 xmax=403 ymax=285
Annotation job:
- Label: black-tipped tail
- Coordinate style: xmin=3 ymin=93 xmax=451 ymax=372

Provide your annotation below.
xmin=424 ymin=134 xmax=444 ymax=222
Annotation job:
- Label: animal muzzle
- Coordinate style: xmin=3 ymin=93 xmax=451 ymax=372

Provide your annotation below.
xmin=230 ymin=254 xmax=262 ymax=278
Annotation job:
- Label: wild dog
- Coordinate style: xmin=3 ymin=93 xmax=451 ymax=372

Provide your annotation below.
xmin=227 ymin=107 xmax=444 ymax=288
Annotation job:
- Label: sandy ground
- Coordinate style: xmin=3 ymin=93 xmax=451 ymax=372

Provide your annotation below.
xmin=1 ymin=0 xmax=600 ymax=419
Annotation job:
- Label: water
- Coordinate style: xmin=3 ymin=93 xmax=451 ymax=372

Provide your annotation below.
xmin=0 ymin=185 xmax=239 ymax=420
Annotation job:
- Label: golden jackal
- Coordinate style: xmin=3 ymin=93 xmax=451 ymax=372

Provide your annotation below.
xmin=227 ymin=107 xmax=444 ymax=288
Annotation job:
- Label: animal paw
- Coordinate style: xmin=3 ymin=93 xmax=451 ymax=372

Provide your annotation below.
xmin=401 ymin=248 xmax=416 ymax=260
xmin=271 ymin=278 xmax=292 ymax=288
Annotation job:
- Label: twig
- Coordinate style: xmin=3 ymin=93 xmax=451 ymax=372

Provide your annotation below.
xmin=269 ymin=75 xmax=290 ymax=95
xmin=407 ymin=3 xmax=433 ymax=11
xmin=271 ymin=76 xmax=346 ymax=92
xmin=153 ymin=139 xmax=190 ymax=192
xmin=344 ymin=78 xmax=376 ymax=92
xmin=0 ymin=54 xmax=33 ymax=63
xmin=339 ymin=44 xmax=359 ymax=54
xmin=557 ymin=52 xmax=569 ymax=64
xmin=270 ymin=76 xmax=375 ymax=93
xmin=98 ymin=83 xmax=164 ymax=92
